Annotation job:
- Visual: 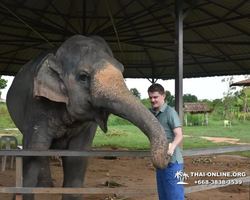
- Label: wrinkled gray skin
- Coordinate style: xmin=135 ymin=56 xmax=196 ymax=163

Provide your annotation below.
xmin=7 ymin=35 xmax=169 ymax=200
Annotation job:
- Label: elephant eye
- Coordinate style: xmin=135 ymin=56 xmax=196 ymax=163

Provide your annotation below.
xmin=79 ymin=72 xmax=89 ymax=82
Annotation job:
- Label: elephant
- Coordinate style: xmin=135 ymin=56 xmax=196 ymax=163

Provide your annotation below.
xmin=7 ymin=35 xmax=170 ymax=200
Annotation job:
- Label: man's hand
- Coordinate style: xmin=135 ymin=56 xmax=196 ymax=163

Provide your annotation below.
xmin=167 ymin=127 xmax=183 ymax=156
xmin=167 ymin=143 xmax=174 ymax=156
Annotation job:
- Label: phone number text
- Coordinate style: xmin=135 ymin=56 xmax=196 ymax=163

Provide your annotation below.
xmin=194 ymin=179 xmax=243 ymax=185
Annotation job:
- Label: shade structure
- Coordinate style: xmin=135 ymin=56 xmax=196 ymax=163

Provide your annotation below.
xmin=230 ymin=78 xmax=250 ymax=87
xmin=1 ymin=0 xmax=250 ymax=79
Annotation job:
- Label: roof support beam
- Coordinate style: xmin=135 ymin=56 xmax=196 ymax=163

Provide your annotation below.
xmin=92 ymin=0 xmax=135 ymax=35
xmin=174 ymin=0 xmax=184 ymax=129
xmin=124 ymin=57 xmax=250 ymax=68
xmin=0 ymin=2 xmax=54 ymax=47
xmin=0 ymin=43 xmax=45 ymax=56
xmin=195 ymin=6 xmax=248 ymax=73
xmin=82 ymin=0 xmax=86 ymax=35
xmin=211 ymin=0 xmax=248 ymax=20
xmin=109 ymin=2 xmax=209 ymax=37
xmin=121 ymin=13 xmax=250 ymax=42
xmin=123 ymin=41 xmax=250 ymax=45
xmin=50 ymin=2 xmax=79 ymax=34
xmin=106 ymin=0 xmax=127 ymax=65
xmin=135 ymin=68 xmax=152 ymax=83
xmin=2 ymin=2 xmax=74 ymax=36
xmin=125 ymin=42 xmax=226 ymax=61
xmin=137 ymin=0 xmax=172 ymax=83
xmin=86 ymin=0 xmax=99 ymax=34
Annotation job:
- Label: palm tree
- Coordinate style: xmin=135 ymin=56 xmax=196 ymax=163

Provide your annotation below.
xmin=174 ymin=170 xmax=183 ymax=182
xmin=182 ymin=172 xmax=189 ymax=182
xmin=175 ymin=170 xmax=189 ymax=185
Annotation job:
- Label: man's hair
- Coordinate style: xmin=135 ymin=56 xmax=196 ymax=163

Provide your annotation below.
xmin=148 ymin=83 xmax=165 ymax=95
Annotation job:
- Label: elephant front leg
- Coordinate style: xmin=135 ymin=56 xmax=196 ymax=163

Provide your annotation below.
xmin=17 ymin=132 xmax=52 ymax=200
xmin=22 ymin=156 xmax=48 ymax=200
xmin=62 ymin=156 xmax=89 ymax=200
xmin=62 ymin=123 xmax=97 ymax=200
xmin=37 ymin=156 xmax=54 ymax=187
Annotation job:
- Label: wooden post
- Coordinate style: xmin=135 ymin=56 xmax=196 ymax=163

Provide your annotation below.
xmin=206 ymin=113 xmax=208 ymax=125
xmin=16 ymin=157 xmax=23 ymax=200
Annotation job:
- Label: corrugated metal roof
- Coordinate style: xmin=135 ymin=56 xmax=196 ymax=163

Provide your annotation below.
xmin=1 ymin=0 xmax=250 ymax=80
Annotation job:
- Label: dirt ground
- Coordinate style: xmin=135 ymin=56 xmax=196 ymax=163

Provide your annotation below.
xmin=0 ymin=147 xmax=249 ymax=200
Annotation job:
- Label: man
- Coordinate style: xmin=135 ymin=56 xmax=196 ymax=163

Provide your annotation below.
xmin=148 ymin=83 xmax=184 ymax=200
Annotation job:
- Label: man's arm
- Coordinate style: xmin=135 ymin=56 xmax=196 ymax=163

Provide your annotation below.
xmin=167 ymin=127 xmax=183 ymax=156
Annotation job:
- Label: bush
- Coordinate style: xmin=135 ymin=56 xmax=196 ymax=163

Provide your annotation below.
xmin=0 ymin=103 xmax=16 ymax=128
xmin=107 ymin=114 xmax=132 ymax=126
xmin=209 ymin=106 xmax=224 ymax=121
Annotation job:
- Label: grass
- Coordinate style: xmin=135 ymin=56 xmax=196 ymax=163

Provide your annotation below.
xmin=0 ymin=103 xmax=16 ymax=129
xmin=93 ymin=125 xmax=237 ymax=150
xmin=221 ymin=151 xmax=250 ymax=157
xmin=93 ymin=128 xmax=150 ymax=150
xmin=183 ymin=120 xmax=250 ymax=143
xmin=0 ymin=103 xmax=249 ymax=157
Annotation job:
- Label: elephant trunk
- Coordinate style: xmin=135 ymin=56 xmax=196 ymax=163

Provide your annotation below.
xmin=92 ymin=61 xmax=169 ymax=169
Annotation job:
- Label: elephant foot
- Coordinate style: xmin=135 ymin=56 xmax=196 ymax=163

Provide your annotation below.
xmin=62 ymin=194 xmax=82 ymax=200
xmin=12 ymin=194 xmax=34 ymax=200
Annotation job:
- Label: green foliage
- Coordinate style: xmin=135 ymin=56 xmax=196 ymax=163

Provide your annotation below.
xmin=130 ymin=88 xmax=141 ymax=100
xmin=234 ymin=87 xmax=250 ymax=112
xmin=212 ymin=98 xmax=223 ymax=107
xmin=183 ymin=93 xmax=198 ymax=106
xmin=221 ymin=151 xmax=250 ymax=157
xmin=93 ymin=126 xmax=150 ymax=150
xmin=184 ymin=113 xmax=205 ymax=124
xmin=0 ymin=76 xmax=8 ymax=96
xmin=183 ymin=136 xmax=232 ymax=150
xmin=238 ymin=112 xmax=250 ymax=120
xmin=0 ymin=76 xmax=7 ymax=90
xmin=1 ymin=93 xmax=249 ymax=157
xmin=0 ymin=103 xmax=16 ymax=128
xmin=183 ymin=119 xmax=250 ymax=143
xmin=221 ymin=76 xmax=238 ymax=118
xmin=209 ymin=106 xmax=224 ymax=121
xmin=165 ymin=90 xmax=175 ymax=107
xmin=93 ymin=123 xmax=250 ymax=153
xmin=0 ymin=134 xmax=23 ymax=148
xmin=140 ymin=98 xmax=151 ymax=108
xmin=107 ymin=114 xmax=132 ymax=126
xmin=199 ymin=99 xmax=213 ymax=109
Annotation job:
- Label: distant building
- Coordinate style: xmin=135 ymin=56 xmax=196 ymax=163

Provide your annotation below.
xmin=0 ymin=96 xmax=6 ymax=103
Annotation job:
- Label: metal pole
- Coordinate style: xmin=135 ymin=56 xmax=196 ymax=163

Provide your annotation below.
xmin=175 ymin=0 xmax=184 ymax=150
xmin=82 ymin=0 xmax=86 ymax=35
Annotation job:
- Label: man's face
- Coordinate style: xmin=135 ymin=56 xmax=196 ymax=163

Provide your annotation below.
xmin=148 ymin=91 xmax=165 ymax=111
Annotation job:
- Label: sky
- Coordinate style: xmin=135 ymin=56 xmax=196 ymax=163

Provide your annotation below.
xmin=0 ymin=74 xmax=247 ymax=101
xmin=125 ymin=75 xmax=246 ymax=100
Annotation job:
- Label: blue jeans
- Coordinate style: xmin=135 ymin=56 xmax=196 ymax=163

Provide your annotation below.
xmin=156 ymin=161 xmax=184 ymax=200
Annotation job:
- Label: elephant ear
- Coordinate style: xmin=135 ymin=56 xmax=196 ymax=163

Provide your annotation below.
xmin=33 ymin=53 xmax=69 ymax=105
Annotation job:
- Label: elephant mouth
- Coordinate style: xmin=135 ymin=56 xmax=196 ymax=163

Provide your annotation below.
xmin=95 ymin=107 xmax=110 ymax=133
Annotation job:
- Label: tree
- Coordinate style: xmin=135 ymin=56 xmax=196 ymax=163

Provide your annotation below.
xmin=183 ymin=94 xmax=198 ymax=106
xmin=130 ymin=88 xmax=141 ymax=100
xmin=234 ymin=74 xmax=250 ymax=113
xmin=221 ymin=76 xmax=237 ymax=119
xmin=165 ymin=90 xmax=175 ymax=107
xmin=212 ymin=98 xmax=223 ymax=108
xmin=0 ymin=76 xmax=7 ymax=97
xmin=235 ymin=87 xmax=250 ymax=113
xmin=140 ymin=98 xmax=151 ymax=108
xmin=199 ymin=99 xmax=213 ymax=109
